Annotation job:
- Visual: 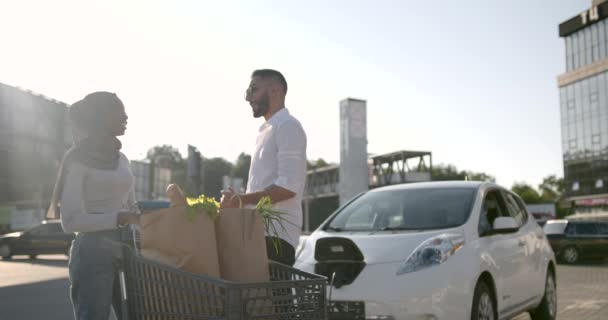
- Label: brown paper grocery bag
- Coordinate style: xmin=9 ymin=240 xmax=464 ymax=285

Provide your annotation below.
xmin=215 ymin=207 xmax=274 ymax=318
xmin=140 ymin=206 xmax=220 ymax=277
xmin=215 ymin=207 xmax=269 ymax=282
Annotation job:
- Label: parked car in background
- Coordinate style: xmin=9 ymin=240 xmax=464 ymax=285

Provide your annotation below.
xmin=0 ymin=201 xmax=172 ymax=260
xmin=527 ymin=204 xmax=557 ymax=227
xmin=532 ymin=212 xmax=556 ymax=227
xmin=295 ymin=181 xmax=557 ymax=320
xmin=0 ymin=220 xmax=74 ymax=260
xmin=543 ymin=219 xmax=608 ymax=264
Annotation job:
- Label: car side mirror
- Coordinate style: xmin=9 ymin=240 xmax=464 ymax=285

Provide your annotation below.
xmin=492 ymin=217 xmax=519 ymax=234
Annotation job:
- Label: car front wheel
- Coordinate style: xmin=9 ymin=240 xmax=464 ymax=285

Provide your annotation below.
xmin=561 ymin=246 xmax=579 ymax=264
xmin=0 ymin=243 xmax=12 ymax=260
xmin=471 ymin=281 xmax=495 ymax=320
xmin=529 ymin=269 xmax=557 ymax=320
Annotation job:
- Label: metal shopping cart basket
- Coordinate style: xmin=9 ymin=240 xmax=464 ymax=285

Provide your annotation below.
xmin=117 ymin=236 xmax=327 ymax=320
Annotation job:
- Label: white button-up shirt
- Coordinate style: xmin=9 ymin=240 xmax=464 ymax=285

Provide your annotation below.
xmin=246 ymin=108 xmax=307 ymax=249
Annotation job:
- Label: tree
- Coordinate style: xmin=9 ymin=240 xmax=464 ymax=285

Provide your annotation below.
xmin=431 ymin=164 xmax=463 ymax=180
xmin=202 ymin=157 xmax=233 ymax=200
xmin=511 ymin=182 xmax=542 ymax=204
xmin=146 ymin=144 xmax=187 ymax=190
xmin=231 ymin=153 xmax=251 ymax=186
xmin=146 ymin=144 xmax=183 ymax=167
xmin=510 ymin=176 xmax=565 ymax=205
xmin=465 ymin=172 xmax=496 ymax=183
xmin=307 ymin=158 xmax=331 ymax=170
xmin=512 ymin=177 xmax=571 ymax=217
xmin=538 ymin=175 xmax=569 ymax=218
xmin=431 ymin=164 xmax=495 ymax=182
xmin=538 ymin=175 xmax=564 ymax=203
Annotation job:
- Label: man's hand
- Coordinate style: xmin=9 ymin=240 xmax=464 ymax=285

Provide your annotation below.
xmin=220 ymin=187 xmax=239 ymax=208
xmin=117 ymin=211 xmax=140 ymax=226
xmin=220 ymin=185 xmax=296 ymax=208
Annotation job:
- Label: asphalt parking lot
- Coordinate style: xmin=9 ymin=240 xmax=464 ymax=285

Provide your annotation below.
xmin=1 ymin=256 xmax=607 ymax=320
xmin=512 ymin=259 xmax=608 ymax=320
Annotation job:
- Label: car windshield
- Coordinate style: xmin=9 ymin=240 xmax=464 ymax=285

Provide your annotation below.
xmin=326 ymin=187 xmax=477 ymax=232
xmin=543 ymin=222 xmax=567 ymax=234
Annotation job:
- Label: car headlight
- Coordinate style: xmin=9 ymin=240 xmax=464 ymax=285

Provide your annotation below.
xmin=396 ymin=233 xmax=464 ymax=275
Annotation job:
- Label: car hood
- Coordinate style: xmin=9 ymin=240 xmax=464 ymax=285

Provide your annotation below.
xmin=0 ymin=232 xmax=23 ymax=240
xmin=300 ymin=227 xmax=465 ymax=265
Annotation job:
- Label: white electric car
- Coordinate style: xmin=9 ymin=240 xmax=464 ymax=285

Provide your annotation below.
xmin=294 ymin=181 xmax=557 ymax=320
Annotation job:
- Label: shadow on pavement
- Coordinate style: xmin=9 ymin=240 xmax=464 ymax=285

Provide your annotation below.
xmin=559 ymin=259 xmax=608 ymax=268
xmin=1 ymin=256 xmax=68 ymax=268
xmin=0 ymin=277 xmax=73 ymax=320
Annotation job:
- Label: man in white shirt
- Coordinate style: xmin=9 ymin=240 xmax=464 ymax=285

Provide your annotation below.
xmin=220 ymin=69 xmax=307 ymax=266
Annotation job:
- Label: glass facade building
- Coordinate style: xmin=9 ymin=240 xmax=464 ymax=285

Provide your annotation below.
xmin=559 ymin=1 xmax=608 ymax=201
xmin=564 ymin=19 xmax=608 ymax=72
xmin=560 ymin=74 xmax=608 ymax=197
xmin=0 ymin=83 xmax=71 ymax=208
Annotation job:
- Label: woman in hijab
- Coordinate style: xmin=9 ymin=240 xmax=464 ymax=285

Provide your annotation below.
xmin=47 ymin=92 xmax=140 ymax=320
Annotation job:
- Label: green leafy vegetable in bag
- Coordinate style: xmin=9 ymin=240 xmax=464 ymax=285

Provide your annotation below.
xmin=256 ymin=196 xmax=291 ymax=254
xmin=185 ymin=195 xmax=220 ymax=222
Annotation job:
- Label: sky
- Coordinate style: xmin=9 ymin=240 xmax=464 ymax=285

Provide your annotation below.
xmin=0 ymin=0 xmax=592 ymax=189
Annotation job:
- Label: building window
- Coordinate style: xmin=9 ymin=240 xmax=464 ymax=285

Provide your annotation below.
xmin=590 ymin=92 xmax=599 ymax=103
xmin=567 ymin=98 xmax=576 ymax=119
xmin=592 ymin=24 xmax=600 ymax=62
xmin=593 ymin=44 xmax=600 ymax=62
xmin=596 ymin=179 xmax=604 ymax=189
xmin=567 ymin=99 xmax=576 ymax=110
xmin=573 ymin=182 xmax=580 ymax=191
xmin=566 ymin=36 xmax=573 ymax=71
xmin=593 ymin=134 xmax=601 ymax=145
xmin=572 ymin=32 xmax=579 ymax=69
xmin=586 ymin=28 xmax=593 ymax=66
xmin=579 ymin=30 xmax=585 ymax=67
xmin=600 ymin=21 xmax=607 ymax=60
xmin=569 ymin=139 xmax=577 ymax=150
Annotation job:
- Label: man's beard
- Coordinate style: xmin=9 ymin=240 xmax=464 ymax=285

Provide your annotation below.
xmin=252 ymin=94 xmax=270 ymax=118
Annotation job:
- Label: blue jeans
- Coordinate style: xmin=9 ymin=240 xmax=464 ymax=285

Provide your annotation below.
xmin=68 ymin=230 xmax=124 ymax=320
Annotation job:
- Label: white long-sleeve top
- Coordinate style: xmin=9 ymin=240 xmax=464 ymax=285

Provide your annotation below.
xmin=60 ymin=152 xmax=136 ymax=233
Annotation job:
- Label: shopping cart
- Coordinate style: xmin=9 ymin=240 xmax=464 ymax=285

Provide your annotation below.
xmin=117 ymin=228 xmax=327 ymax=319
